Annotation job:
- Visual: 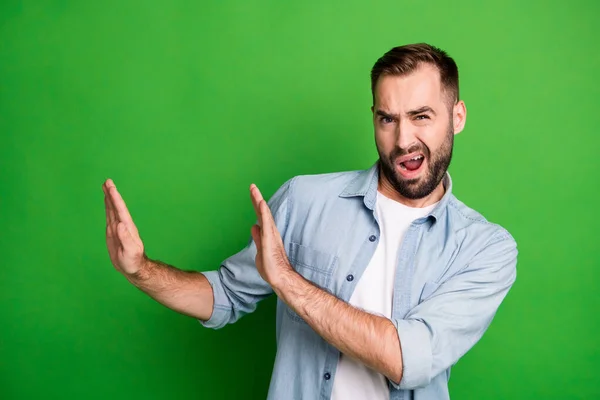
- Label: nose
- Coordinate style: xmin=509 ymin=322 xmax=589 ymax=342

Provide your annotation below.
xmin=396 ymin=121 xmax=418 ymax=151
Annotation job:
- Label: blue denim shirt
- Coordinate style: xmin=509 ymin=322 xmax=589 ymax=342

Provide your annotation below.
xmin=201 ymin=162 xmax=518 ymax=400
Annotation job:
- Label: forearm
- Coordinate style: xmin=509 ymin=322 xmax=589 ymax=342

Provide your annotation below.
xmin=274 ymin=270 xmax=403 ymax=383
xmin=126 ymin=257 xmax=214 ymax=321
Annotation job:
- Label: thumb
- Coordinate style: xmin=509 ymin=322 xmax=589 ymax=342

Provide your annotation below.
xmin=117 ymin=222 xmax=141 ymax=257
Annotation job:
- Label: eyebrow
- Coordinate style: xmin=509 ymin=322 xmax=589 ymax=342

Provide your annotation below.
xmin=375 ymin=106 xmax=437 ymax=119
xmin=407 ymin=106 xmax=436 ymax=117
xmin=375 ymin=109 xmax=398 ymax=119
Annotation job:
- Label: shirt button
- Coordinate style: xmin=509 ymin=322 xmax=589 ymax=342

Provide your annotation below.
xmin=369 ymin=235 xmax=377 ymax=242
xmin=346 ymin=274 xmax=354 ymax=282
xmin=324 ymin=372 xmax=331 ymax=380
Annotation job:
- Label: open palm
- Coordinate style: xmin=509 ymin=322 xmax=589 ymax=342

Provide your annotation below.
xmin=103 ymin=179 xmax=146 ymax=276
xmin=249 ymin=184 xmax=292 ymax=286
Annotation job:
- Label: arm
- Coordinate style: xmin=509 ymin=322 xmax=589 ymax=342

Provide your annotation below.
xmin=103 ymin=179 xmax=213 ymax=320
xmin=249 ymin=185 xmax=517 ymax=389
xmin=248 ymin=183 xmax=401 ymax=381
xmin=127 ymin=258 xmax=215 ymax=320
xmin=275 ymin=230 xmax=517 ymax=388
xmin=391 ymin=232 xmax=517 ymax=389
xmin=274 ymin=271 xmax=403 ymax=382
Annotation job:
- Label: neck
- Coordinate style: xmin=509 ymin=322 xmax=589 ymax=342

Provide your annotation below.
xmin=377 ymin=166 xmax=446 ymax=208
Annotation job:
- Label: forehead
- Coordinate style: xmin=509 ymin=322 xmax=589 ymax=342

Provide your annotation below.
xmin=374 ymin=64 xmax=445 ymax=110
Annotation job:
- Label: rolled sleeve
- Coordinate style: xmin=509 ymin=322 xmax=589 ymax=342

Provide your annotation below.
xmin=198 ymin=270 xmax=233 ymax=329
xmin=392 ymin=319 xmax=433 ymax=389
xmin=390 ymin=230 xmax=518 ymax=390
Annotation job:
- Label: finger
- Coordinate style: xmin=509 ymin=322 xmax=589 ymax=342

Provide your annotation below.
xmin=103 ymin=179 xmax=115 ymax=197
xmin=251 ymin=224 xmax=262 ymax=250
xmin=105 ymin=194 xmax=117 ymax=228
xmin=249 ymin=185 xmax=281 ymax=245
xmin=103 ymin=180 xmax=117 ymax=225
xmin=258 ymin=200 xmax=273 ymax=228
xmin=260 ymin=195 xmax=279 ymax=235
xmin=249 ymin=184 xmax=265 ymax=226
xmin=104 ymin=180 xmax=119 ymax=224
xmin=108 ymin=183 xmax=139 ymax=237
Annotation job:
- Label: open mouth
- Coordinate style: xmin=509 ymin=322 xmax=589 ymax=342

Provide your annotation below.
xmin=396 ymin=153 xmax=426 ymax=178
xmin=399 ymin=154 xmax=424 ymax=171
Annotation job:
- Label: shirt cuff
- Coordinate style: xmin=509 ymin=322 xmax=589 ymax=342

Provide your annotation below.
xmin=197 ymin=270 xmax=231 ymax=329
xmin=391 ymin=319 xmax=433 ymax=390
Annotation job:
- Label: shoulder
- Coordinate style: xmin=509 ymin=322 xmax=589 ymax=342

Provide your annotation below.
xmin=439 ymin=196 xmax=518 ymax=283
xmin=446 ymin=195 xmax=517 ymax=249
xmin=267 ymin=168 xmax=364 ymax=215
xmin=284 ymin=168 xmax=364 ymax=203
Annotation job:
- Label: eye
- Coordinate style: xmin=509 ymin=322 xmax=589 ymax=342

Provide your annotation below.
xmin=415 ymin=115 xmax=430 ymax=120
xmin=380 ymin=116 xmax=394 ymax=124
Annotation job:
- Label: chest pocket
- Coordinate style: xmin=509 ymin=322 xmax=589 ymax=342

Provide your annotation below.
xmin=285 ymin=242 xmax=338 ymax=323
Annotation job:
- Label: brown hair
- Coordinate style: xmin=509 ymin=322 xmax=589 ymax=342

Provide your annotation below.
xmin=370 ymin=43 xmax=459 ymax=106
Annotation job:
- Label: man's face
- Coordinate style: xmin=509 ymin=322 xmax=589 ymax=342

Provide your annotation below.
xmin=372 ymin=64 xmax=464 ymax=200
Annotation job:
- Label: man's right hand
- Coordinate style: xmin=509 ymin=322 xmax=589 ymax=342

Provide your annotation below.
xmin=102 ymin=179 xmax=215 ymax=320
xmin=103 ymin=179 xmax=147 ymax=277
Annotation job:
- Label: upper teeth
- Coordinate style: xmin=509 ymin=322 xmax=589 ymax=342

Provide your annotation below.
xmin=410 ymin=155 xmax=423 ymax=161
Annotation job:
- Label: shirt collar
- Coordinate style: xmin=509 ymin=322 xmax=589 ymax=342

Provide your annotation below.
xmin=339 ymin=160 xmax=454 ymax=224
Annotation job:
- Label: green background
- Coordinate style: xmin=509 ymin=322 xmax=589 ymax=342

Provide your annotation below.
xmin=1 ymin=1 xmax=598 ymax=399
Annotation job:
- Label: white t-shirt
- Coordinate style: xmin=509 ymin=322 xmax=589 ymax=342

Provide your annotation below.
xmin=331 ymin=191 xmax=437 ymax=400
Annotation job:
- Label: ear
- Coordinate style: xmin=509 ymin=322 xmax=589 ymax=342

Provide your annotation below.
xmin=452 ymin=100 xmax=467 ymax=135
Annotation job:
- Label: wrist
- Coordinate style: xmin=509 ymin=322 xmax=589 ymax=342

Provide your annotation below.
xmin=271 ymin=266 xmax=298 ymax=298
xmin=126 ymin=255 xmax=153 ymax=283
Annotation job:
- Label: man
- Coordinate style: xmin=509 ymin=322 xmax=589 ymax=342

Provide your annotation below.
xmin=103 ymin=43 xmax=517 ymax=400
